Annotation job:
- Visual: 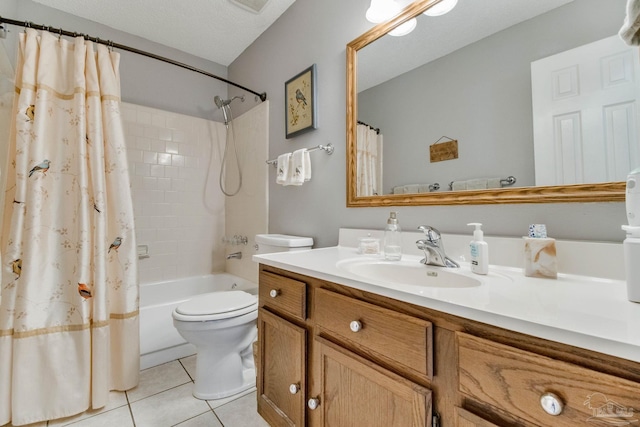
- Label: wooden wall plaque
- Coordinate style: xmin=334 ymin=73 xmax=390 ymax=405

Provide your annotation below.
xmin=430 ymin=139 xmax=458 ymax=163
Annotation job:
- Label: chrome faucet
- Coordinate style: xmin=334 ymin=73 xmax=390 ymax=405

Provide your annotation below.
xmin=416 ymin=225 xmax=459 ymax=268
xmin=226 ymin=251 xmax=243 ymax=260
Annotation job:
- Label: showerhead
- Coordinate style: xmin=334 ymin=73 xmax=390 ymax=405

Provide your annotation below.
xmin=214 ymin=95 xmax=245 ymax=125
xmin=214 ymin=95 xmax=225 ymax=109
xmin=214 ymin=95 xmax=245 ymax=108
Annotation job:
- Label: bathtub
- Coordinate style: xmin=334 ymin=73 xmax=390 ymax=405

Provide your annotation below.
xmin=139 ymin=273 xmax=258 ymax=370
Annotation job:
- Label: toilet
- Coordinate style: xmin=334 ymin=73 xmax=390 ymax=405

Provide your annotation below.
xmin=172 ymin=234 xmax=313 ymax=400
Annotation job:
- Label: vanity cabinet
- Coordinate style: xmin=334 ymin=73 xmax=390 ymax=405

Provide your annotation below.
xmin=257 ymin=265 xmax=640 ymax=427
xmin=257 ymin=272 xmax=309 ymax=427
xmin=458 ymin=333 xmax=640 ymax=427
xmin=315 ymin=336 xmax=431 ymax=426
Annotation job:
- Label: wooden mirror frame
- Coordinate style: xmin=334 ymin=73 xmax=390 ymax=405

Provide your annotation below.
xmin=346 ymin=0 xmax=626 ymax=207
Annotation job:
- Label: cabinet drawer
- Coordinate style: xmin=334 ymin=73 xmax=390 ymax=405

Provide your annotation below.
xmin=259 ymin=271 xmax=306 ymax=321
xmin=454 ymin=407 xmax=500 ymax=427
xmin=315 ymin=288 xmax=433 ymax=380
xmin=458 ymin=332 xmax=640 ymax=427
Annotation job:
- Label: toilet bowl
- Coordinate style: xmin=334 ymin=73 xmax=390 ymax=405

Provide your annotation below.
xmin=172 ymin=290 xmax=258 ymax=400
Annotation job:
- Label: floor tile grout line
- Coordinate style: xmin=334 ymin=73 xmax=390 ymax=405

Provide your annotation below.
xmin=125 ymin=388 xmax=136 ymax=427
xmin=178 ymin=358 xmax=195 ymax=382
xmin=127 ymin=381 xmax=193 ymax=405
xmin=169 ymin=409 xmax=215 ymax=427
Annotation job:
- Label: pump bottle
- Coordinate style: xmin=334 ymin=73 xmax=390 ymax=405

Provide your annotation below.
xmin=467 ymin=223 xmax=488 ymax=275
xmin=384 ymin=212 xmax=402 ymax=261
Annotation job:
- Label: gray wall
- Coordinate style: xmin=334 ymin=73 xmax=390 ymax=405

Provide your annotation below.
xmin=2 ymin=0 xmax=629 ymax=246
xmin=230 ymin=0 xmax=628 ymax=246
xmin=0 ymin=0 xmax=245 ymax=123
xmin=359 ymin=0 xmax=625 ymax=194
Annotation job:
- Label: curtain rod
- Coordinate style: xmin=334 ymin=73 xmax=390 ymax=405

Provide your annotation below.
xmin=0 ymin=16 xmax=267 ymax=102
xmin=357 ymin=120 xmax=380 ymax=134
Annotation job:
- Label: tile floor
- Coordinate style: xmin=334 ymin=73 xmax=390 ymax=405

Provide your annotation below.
xmin=9 ymin=355 xmax=269 ymax=427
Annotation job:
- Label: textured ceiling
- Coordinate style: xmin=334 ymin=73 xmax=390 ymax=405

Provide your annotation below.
xmin=32 ymin=0 xmax=296 ymax=66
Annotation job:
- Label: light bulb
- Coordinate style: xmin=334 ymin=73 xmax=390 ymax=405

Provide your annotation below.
xmin=366 ymin=0 xmax=400 ymax=23
xmin=389 ymin=18 xmax=417 ymax=36
xmin=423 ymin=0 xmax=458 ymax=17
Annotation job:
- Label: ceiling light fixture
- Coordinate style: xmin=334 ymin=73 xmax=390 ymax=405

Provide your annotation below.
xmin=389 ymin=18 xmax=417 ymax=36
xmin=423 ymin=0 xmax=458 ymax=17
xmin=365 ymin=0 xmax=400 ymax=24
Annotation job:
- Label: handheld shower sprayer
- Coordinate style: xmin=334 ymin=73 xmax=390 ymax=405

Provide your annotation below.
xmin=214 ymin=95 xmax=245 ymax=125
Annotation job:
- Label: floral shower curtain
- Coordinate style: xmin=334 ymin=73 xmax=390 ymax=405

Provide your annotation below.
xmin=0 ymin=29 xmax=138 ymax=426
xmin=356 ymin=123 xmax=383 ymax=196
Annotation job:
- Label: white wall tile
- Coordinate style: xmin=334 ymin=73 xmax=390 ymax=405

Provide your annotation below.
xmin=122 ymin=102 xmax=267 ymax=285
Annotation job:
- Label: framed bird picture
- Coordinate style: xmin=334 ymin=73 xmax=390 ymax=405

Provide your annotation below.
xmin=285 ymin=64 xmax=317 ymax=139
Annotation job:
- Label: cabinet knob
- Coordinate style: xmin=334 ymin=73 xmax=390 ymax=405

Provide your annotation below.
xmin=350 ymin=320 xmax=362 ymax=332
xmin=269 ymin=289 xmax=279 ymax=298
xmin=307 ymin=398 xmax=320 ymax=410
xmin=289 ymin=383 xmax=300 ymax=394
xmin=540 ymin=392 xmax=564 ymax=416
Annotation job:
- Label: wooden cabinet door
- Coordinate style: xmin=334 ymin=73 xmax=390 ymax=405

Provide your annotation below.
xmin=315 ymin=337 xmax=432 ymax=427
xmin=258 ymin=308 xmax=307 ymax=427
xmin=454 ymin=408 xmax=500 ymax=427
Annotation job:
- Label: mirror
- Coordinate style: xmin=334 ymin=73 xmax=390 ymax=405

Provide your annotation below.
xmin=347 ymin=0 xmax=628 ymax=206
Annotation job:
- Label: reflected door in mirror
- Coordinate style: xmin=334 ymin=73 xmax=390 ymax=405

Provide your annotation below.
xmin=532 ymin=35 xmax=640 ymax=186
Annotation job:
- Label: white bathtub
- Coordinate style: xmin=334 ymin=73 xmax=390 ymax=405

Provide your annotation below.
xmin=139 ymin=273 xmax=258 ymax=370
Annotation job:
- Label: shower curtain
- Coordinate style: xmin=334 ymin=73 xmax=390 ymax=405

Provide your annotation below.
xmin=0 ymin=29 xmax=139 ymax=426
xmin=356 ymin=123 xmax=383 ymax=196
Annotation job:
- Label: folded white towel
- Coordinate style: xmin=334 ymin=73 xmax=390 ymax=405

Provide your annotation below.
xmin=487 ymin=178 xmax=502 ymax=189
xmin=304 ymin=151 xmax=311 ymax=181
xmin=451 ymin=181 xmax=466 ymax=191
xmin=276 ymin=153 xmax=291 ymax=185
xmin=466 ymin=179 xmax=488 ymax=190
xmin=418 ymin=184 xmax=432 ymax=193
xmin=620 ymin=0 xmax=640 ymax=45
xmin=290 ymin=149 xmax=306 ymax=185
xmin=392 ymin=186 xmax=405 ymax=194
xmin=404 ymin=184 xmax=420 ymax=194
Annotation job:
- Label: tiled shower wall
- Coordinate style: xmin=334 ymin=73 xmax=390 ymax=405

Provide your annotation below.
xmin=120 ymin=102 xmax=268 ymax=285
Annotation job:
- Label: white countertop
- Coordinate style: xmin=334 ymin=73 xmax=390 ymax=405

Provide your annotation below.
xmin=254 ymin=245 xmax=640 ymax=363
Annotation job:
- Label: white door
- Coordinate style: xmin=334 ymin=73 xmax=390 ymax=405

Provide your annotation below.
xmin=531 ymin=35 xmax=640 ymax=186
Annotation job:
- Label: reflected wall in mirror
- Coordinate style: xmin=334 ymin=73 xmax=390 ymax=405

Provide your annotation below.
xmin=347 ymin=0 xmax=630 ymax=206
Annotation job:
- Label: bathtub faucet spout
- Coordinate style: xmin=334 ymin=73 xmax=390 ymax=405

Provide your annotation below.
xmin=226 ymin=251 xmax=242 ymax=260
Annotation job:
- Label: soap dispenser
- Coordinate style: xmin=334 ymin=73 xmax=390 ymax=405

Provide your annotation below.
xmin=467 ymin=223 xmax=488 ymax=275
xmin=384 ymin=212 xmax=402 ymax=261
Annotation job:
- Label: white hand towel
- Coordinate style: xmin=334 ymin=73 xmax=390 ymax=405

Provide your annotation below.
xmin=276 ymin=153 xmax=291 ymax=185
xmin=404 ymin=184 xmax=420 ymax=194
xmin=451 ymin=181 xmax=467 ymax=191
xmin=303 ymin=150 xmax=312 ymax=181
xmin=487 ymin=178 xmax=502 ymax=189
xmin=290 ymin=149 xmax=307 ymax=185
xmin=466 ymin=179 xmax=488 ymax=190
xmin=620 ymin=0 xmax=640 ymax=45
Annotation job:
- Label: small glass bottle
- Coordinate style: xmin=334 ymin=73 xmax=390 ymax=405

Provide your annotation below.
xmin=384 ymin=212 xmax=402 ymax=261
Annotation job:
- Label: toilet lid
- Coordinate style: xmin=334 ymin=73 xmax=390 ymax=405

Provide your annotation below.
xmin=176 ymin=291 xmax=257 ymax=316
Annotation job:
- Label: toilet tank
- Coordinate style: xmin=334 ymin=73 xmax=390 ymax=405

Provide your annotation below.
xmin=255 ymin=234 xmax=314 ymax=255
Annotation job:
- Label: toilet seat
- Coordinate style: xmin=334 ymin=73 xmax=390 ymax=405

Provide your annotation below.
xmin=173 ymin=291 xmax=258 ymax=322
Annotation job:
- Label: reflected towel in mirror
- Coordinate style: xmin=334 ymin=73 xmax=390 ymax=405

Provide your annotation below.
xmin=620 ymin=0 xmax=640 ymax=45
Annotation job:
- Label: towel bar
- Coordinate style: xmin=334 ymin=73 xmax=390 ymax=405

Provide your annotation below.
xmin=266 ymin=143 xmax=334 ymax=167
xmin=448 ymin=176 xmax=517 ymax=190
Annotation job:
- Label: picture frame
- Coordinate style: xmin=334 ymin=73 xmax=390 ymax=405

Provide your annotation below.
xmin=285 ymin=64 xmax=317 ymax=139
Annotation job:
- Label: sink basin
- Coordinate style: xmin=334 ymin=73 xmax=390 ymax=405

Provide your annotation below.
xmin=336 ymin=258 xmax=481 ymax=288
